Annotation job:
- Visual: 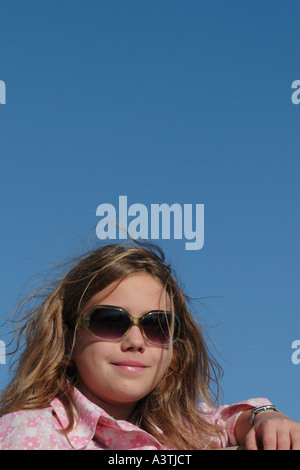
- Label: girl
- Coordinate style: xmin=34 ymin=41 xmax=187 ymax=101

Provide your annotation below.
xmin=0 ymin=241 xmax=299 ymax=450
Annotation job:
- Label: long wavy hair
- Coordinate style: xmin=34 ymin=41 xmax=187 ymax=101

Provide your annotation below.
xmin=0 ymin=240 xmax=223 ymax=449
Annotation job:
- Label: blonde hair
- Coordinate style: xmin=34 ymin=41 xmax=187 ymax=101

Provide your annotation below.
xmin=0 ymin=240 xmax=223 ymax=449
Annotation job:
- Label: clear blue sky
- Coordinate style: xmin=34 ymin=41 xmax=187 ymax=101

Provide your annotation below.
xmin=0 ymin=0 xmax=299 ymax=421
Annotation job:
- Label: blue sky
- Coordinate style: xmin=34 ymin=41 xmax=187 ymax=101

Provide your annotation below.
xmin=0 ymin=0 xmax=299 ymax=421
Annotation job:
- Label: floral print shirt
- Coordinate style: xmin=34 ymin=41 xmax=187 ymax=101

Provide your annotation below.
xmin=0 ymin=388 xmax=271 ymax=450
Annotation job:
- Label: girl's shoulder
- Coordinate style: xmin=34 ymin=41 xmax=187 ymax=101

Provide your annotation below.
xmin=0 ymin=406 xmax=53 ymax=426
xmin=0 ymin=407 xmax=69 ymax=450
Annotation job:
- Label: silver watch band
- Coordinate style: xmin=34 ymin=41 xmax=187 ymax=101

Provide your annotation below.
xmin=250 ymin=405 xmax=279 ymax=427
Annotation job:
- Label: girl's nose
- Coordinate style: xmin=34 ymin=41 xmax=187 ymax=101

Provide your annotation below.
xmin=120 ymin=324 xmax=146 ymax=352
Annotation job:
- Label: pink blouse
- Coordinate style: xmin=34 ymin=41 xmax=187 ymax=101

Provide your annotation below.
xmin=0 ymin=388 xmax=271 ymax=450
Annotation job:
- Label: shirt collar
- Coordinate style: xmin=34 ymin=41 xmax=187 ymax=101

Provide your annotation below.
xmin=51 ymin=387 xmax=104 ymax=449
xmin=50 ymin=387 xmax=164 ymax=450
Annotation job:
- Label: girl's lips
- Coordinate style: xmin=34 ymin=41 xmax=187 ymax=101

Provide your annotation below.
xmin=111 ymin=361 xmax=149 ymax=373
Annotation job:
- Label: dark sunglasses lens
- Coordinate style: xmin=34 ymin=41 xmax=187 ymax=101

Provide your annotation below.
xmin=142 ymin=313 xmax=180 ymax=345
xmin=89 ymin=308 xmax=130 ymax=339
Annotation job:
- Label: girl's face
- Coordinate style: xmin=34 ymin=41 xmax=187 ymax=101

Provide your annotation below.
xmin=72 ymin=273 xmax=173 ymax=420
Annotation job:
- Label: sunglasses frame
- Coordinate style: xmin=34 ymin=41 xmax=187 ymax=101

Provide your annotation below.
xmin=80 ymin=305 xmax=181 ymax=346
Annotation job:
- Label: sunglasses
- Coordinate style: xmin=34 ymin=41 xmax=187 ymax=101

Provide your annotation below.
xmin=81 ymin=305 xmax=181 ymax=346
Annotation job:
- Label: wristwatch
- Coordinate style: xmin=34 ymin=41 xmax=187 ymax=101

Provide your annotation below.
xmin=250 ymin=405 xmax=279 ymax=427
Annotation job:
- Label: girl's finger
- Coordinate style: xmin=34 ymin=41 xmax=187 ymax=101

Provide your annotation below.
xmin=291 ymin=431 xmax=300 ymax=450
xmin=244 ymin=429 xmax=259 ymax=450
xmin=260 ymin=427 xmax=277 ymax=450
xmin=276 ymin=429 xmax=291 ymax=450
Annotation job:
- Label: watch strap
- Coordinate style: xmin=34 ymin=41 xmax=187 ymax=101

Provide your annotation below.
xmin=250 ymin=405 xmax=279 ymax=427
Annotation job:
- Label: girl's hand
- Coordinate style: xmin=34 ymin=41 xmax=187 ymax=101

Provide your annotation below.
xmin=244 ymin=411 xmax=300 ymax=450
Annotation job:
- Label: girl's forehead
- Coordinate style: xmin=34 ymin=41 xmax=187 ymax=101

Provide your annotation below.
xmin=83 ymin=273 xmax=171 ymax=313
